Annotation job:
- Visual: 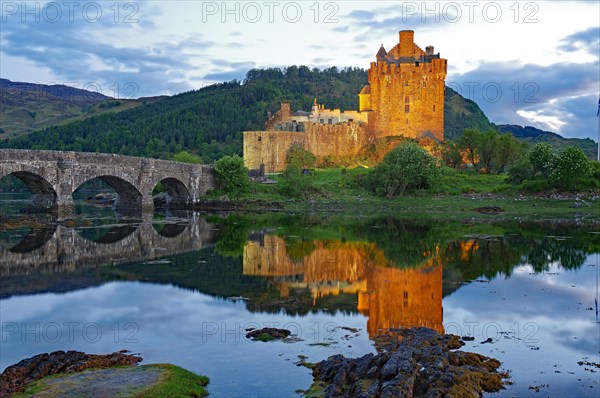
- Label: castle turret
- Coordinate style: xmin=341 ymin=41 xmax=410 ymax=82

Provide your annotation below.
xmin=376 ymin=45 xmax=387 ymax=62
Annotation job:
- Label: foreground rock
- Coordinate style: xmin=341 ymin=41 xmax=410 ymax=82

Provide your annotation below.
xmin=0 ymin=351 xmax=209 ymax=398
xmin=246 ymin=327 xmax=292 ymax=341
xmin=304 ymin=327 xmax=508 ymax=398
xmin=0 ymin=350 xmax=141 ymax=396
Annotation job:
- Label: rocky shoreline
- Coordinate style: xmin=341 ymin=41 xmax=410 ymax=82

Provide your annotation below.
xmin=302 ymin=327 xmax=509 ymax=398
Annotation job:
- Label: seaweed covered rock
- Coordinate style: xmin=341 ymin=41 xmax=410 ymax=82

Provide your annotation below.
xmin=306 ymin=327 xmax=508 ymax=398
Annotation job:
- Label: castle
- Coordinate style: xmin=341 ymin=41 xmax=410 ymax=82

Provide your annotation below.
xmin=243 ymin=30 xmax=447 ymax=172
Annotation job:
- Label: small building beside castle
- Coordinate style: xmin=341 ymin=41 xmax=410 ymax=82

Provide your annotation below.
xmin=243 ymin=30 xmax=447 ymax=172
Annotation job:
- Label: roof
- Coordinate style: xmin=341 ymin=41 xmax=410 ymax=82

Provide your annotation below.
xmin=359 ymin=85 xmax=371 ymax=95
xmin=376 ymin=45 xmax=387 ymax=60
xmin=292 ymin=110 xmax=311 ymax=116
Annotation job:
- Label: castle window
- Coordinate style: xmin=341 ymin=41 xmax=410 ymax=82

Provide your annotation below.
xmin=258 ymin=136 xmax=262 ymax=142
xmin=404 ymin=96 xmax=410 ymax=103
xmin=405 ymin=105 xmax=410 ymax=113
xmin=433 ymin=105 xmax=436 ymax=112
xmin=415 ymin=61 xmax=420 ymax=67
xmin=320 ymin=119 xmax=324 ymax=123
xmin=328 ymin=118 xmax=333 ymax=124
xmin=422 ymin=81 xmax=427 ymax=88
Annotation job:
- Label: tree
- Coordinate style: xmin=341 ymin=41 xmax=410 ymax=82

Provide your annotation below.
xmin=440 ymin=141 xmax=463 ymax=169
xmin=476 ymin=130 xmax=500 ymax=173
xmin=528 ymin=143 xmax=556 ymax=178
xmin=368 ymin=142 xmax=440 ymax=197
xmin=173 ymin=150 xmax=203 ymax=164
xmin=214 ymin=155 xmax=250 ymax=197
xmin=494 ymin=134 xmax=524 ymax=173
xmin=458 ymin=128 xmax=482 ymax=169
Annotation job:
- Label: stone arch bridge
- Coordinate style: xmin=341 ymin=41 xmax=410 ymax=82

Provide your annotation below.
xmin=0 ymin=149 xmax=216 ymax=215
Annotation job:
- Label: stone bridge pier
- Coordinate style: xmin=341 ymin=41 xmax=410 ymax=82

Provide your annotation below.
xmin=0 ymin=149 xmax=217 ymax=216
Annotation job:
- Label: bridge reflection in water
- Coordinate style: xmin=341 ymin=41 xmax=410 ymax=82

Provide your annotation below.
xmin=1 ymin=216 xmax=215 ymax=277
xmin=243 ymin=235 xmax=453 ymax=337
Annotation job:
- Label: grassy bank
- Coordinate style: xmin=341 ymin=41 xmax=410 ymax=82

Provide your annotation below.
xmin=204 ymin=167 xmax=599 ymax=220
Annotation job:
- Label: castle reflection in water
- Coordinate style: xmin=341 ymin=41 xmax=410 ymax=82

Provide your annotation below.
xmin=243 ymin=235 xmax=478 ymax=337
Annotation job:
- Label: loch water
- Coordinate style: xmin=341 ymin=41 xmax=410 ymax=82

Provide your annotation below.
xmin=1 ymin=194 xmax=599 ymax=397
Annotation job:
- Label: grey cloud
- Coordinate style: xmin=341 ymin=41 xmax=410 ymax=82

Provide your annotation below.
xmin=0 ymin=1 xmax=207 ymax=96
xmin=448 ymin=60 xmax=599 ymax=139
xmin=202 ymin=61 xmax=256 ymax=82
xmin=558 ymin=26 xmax=600 ymax=56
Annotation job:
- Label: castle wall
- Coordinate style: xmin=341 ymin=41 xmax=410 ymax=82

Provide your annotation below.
xmin=243 ymin=131 xmax=306 ymax=173
xmin=304 ymin=122 xmax=369 ymax=159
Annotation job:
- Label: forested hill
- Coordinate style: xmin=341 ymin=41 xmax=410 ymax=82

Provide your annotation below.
xmin=0 ymin=78 xmax=155 ymax=139
xmin=497 ymin=124 xmax=597 ymax=159
xmin=0 ymin=66 xmax=495 ymax=161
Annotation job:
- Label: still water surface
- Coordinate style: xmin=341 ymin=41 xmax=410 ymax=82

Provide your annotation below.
xmin=1 ymin=195 xmax=598 ymax=397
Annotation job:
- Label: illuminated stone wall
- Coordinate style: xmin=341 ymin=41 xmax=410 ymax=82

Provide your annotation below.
xmin=243 ymin=131 xmax=306 ymax=173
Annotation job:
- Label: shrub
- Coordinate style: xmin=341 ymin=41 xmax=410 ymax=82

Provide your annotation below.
xmin=279 ymin=144 xmax=320 ymax=198
xmin=507 ymin=157 xmax=535 ymax=184
xmin=214 ymin=155 xmax=250 ymax=197
xmin=528 ymin=143 xmax=556 ymax=178
xmin=550 ymin=147 xmax=592 ymax=190
xmin=286 ymin=143 xmax=316 ymax=171
xmin=368 ymin=142 xmax=440 ymax=197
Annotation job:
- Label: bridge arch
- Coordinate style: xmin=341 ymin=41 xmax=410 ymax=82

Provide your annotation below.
xmin=153 ymin=177 xmax=191 ymax=208
xmin=74 ymin=175 xmax=143 ymax=212
xmin=0 ymin=170 xmax=57 ymax=212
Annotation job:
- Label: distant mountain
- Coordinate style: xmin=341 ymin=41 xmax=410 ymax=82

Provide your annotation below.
xmin=497 ymin=124 xmax=597 ymax=159
xmin=0 ymin=79 xmax=150 ymax=138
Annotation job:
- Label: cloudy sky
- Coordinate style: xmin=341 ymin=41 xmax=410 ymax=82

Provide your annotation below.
xmin=1 ymin=1 xmax=598 ymax=139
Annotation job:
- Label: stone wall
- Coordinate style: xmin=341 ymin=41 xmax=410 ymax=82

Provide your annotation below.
xmin=304 ymin=122 xmax=369 ymax=159
xmin=243 ymin=131 xmax=306 ymax=173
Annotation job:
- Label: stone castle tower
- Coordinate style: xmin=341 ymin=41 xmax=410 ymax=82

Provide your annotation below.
xmin=359 ymin=30 xmax=447 ymax=141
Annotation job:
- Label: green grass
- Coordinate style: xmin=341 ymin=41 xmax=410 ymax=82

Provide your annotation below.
xmin=12 ymin=364 xmax=209 ymax=398
xmin=210 ymin=166 xmax=599 ymax=220
xmin=137 ymin=364 xmax=209 ymax=398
